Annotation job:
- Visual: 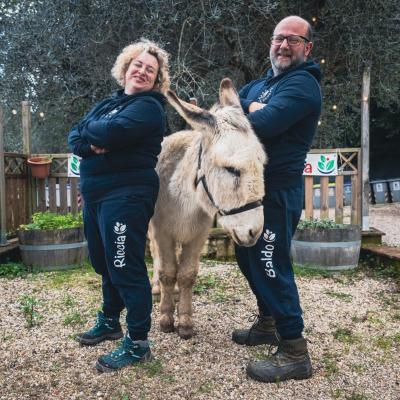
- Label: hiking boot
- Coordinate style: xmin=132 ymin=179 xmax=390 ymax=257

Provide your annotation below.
xmin=96 ymin=335 xmax=152 ymax=373
xmin=232 ymin=315 xmax=279 ymax=346
xmin=246 ymin=336 xmax=312 ymax=382
xmin=76 ymin=311 xmax=123 ymax=346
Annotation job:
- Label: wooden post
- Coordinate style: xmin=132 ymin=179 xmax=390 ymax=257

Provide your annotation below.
xmin=22 ymin=101 xmax=32 ymax=155
xmin=0 ymin=107 xmax=7 ymax=245
xmin=361 ymin=66 xmax=371 ymax=231
xmin=22 ymin=101 xmax=34 ymax=221
xmin=304 ymin=176 xmax=314 ymax=220
xmin=320 ymin=176 xmax=329 ymax=219
xmin=335 ymin=175 xmax=344 ymax=223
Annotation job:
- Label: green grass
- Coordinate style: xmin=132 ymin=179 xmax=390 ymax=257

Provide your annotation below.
xmin=345 ymin=392 xmax=371 ymax=400
xmin=332 ymin=327 xmax=361 ymax=345
xmin=38 ymin=261 xmax=98 ymax=288
xmin=293 ymin=264 xmax=332 ymax=278
xmin=136 ymin=359 xmax=163 ymax=377
xmin=193 ymin=273 xmax=219 ymax=294
xmin=63 ymin=311 xmax=86 ymax=326
xmin=324 ymin=289 xmax=353 ymax=302
xmin=321 ymin=352 xmax=340 ymax=376
xmin=358 ymin=255 xmax=400 ymax=282
xmin=62 ymin=294 xmax=77 ymax=308
xmin=0 ymin=262 xmax=30 ymax=278
xmin=374 ymin=333 xmax=400 ymax=350
xmin=198 ymin=381 xmax=215 ymax=394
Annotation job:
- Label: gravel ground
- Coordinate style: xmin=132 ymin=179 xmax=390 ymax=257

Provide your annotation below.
xmin=0 ymin=204 xmax=399 ymax=400
xmin=369 ymin=203 xmax=400 ymax=246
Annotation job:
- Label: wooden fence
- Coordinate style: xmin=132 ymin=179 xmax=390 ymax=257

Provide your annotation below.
xmin=1 ymin=148 xmax=361 ymax=235
xmin=304 ymin=148 xmax=361 ymax=225
xmin=2 ymin=153 xmax=80 ymax=235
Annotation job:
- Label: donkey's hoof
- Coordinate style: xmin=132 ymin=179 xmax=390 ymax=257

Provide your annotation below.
xmin=160 ymin=315 xmax=175 ymax=333
xmin=160 ymin=323 xmax=175 ymax=333
xmin=178 ymin=325 xmax=194 ymax=339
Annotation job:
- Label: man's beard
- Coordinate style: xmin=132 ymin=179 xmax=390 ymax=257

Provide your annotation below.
xmin=270 ymin=51 xmax=305 ymax=75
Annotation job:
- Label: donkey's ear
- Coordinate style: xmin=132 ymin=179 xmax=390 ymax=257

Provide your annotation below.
xmin=166 ymin=90 xmax=215 ymax=129
xmin=219 ymin=78 xmax=241 ymax=108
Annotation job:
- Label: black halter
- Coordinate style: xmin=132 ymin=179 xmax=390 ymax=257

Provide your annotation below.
xmin=194 ymin=142 xmax=262 ymax=217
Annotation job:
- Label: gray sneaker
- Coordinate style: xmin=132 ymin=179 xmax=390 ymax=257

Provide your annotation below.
xmin=76 ymin=311 xmax=123 ymax=346
xmin=246 ymin=336 xmax=313 ymax=382
xmin=232 ymin=315 xmax=279 ymax=346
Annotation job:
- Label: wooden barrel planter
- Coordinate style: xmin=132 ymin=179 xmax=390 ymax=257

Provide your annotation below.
xmin=291 ymin=225 xmax=361 ymax=271
xmin=18 ymin=227 xmax=88 ymax=271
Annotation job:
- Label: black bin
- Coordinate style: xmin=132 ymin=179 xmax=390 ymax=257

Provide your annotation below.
xmin=388 ymin=179 xmax=400 ymax=203
xmin=370 ymin=180 xmax=390 ymax=204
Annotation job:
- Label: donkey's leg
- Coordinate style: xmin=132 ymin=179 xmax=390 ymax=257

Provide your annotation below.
xmin=148 ymin=228 xmax=161 ymax=298
xmin=177 ymin=232 xmax=209 ymax=339
xmin=157 ymin=237 xmax=179 ymax=333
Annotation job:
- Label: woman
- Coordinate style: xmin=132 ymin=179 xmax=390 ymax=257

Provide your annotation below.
xmin=68 ymin=39 xmax=170 ymax=373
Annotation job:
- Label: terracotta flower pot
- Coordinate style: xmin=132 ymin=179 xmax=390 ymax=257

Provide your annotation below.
xmin=27 ymin=156 xmax=52 ymax=179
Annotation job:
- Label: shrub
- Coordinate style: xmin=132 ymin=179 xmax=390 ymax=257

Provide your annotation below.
xmin=297 ymin=218 xmax=344 ymax=230
xmin=19 ymin=211 xmax=83 ymax=231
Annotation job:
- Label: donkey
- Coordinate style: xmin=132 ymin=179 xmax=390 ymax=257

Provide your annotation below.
xmin=149 ymin=78 xmax=267 ymax=339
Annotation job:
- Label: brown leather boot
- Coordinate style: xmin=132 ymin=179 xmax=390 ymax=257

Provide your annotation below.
xmin=232 ymin=315 xmax=279 ymax=346
xmin=246 ymin=336 xmax=312 ymax=382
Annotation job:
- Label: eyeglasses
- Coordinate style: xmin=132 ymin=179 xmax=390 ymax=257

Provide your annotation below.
xmin=270 ymin=35 xmax=310 ymax=46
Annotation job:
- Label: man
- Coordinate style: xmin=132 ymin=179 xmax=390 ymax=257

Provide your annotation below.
xmin=233 ymin=16 xmax=322 ymax=382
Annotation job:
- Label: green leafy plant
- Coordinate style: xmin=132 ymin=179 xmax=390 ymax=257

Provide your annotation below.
xmin=19 ymin=211 xmax=83 ymax=231
xmin=297 ymin=218 xmax=344 ymax=230
xmin=63 ymin=311 xmax=86 ymax=326
xmin=19 ymin=294 xmax=42 ymax=328
xmin=0 ymin=262 xmax=29 ymax=278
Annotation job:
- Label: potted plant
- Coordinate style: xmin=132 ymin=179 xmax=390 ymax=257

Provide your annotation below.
xmin=291 ymin=218 xmax=361 ymax=272
xmin=18 ymin=211 xmax=87 ymax=271
xmin=27 ymin=156 xmax=53 ymax=179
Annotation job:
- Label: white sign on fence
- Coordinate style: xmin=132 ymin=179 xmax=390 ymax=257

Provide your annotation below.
xmin=303 ymin=153 xmax=338 ymax=176
xmin=68 ymin=154 xmax=81 ymax=177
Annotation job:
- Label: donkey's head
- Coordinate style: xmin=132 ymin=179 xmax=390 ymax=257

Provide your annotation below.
xmin=166 ymin=78 xmax=267 ymax=246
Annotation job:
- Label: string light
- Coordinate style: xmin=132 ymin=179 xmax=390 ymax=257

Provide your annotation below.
xmin=363 ymin=96 xmax=369 ymax=102
xmin=39 ymin=112 xmax=45 ymax=118
xmin=12 ymin=109 xmax=17 ymax=115
xmin=312 ymin=16 xmax=317 ymax=22
xmin=321 ymin=59 xmax=326 ymax=64
xmin=318 ymin=120 xmax=322 ymax=126
xmin=332 ymin=105 xmax=337 ymax=111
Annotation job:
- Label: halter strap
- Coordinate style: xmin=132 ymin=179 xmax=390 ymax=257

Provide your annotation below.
xmin=194 ymin=142 xmax=262 ymax=217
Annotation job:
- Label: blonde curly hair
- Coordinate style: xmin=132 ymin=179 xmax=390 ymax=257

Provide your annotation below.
xmin=111 ymin=39 xmax=170 ymax=94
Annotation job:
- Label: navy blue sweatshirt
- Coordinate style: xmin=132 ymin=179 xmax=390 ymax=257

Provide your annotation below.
xmin=68 ymin=90 xmax=166 ymax=202
xmin=239 ymin=61 xmax=322 ymax=190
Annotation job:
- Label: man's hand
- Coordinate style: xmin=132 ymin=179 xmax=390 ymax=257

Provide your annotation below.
xmin=249 ymin=102 xmax=266 ymax=113
xmin=90 ymin=144 xmax=108 ymax=154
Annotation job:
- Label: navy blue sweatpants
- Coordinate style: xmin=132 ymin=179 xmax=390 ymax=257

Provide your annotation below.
xmin=235 ymin=186 xmax=304 ymax=340
xmin=83 ymin=186 xmax=158 ymax=341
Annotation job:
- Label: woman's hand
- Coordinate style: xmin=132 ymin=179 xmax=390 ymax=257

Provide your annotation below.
xmin=249 ymin=102 xmax=266 ymax=113
xmin=90 ymin=145 xmax=108 ymax=154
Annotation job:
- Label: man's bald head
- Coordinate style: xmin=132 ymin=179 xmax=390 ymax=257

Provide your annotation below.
xmin=274 ymin=16 xmax=312 ymax=41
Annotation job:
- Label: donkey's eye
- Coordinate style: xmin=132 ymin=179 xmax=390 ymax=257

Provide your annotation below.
xmin=224 ymin=166 xmax=241 ymax=177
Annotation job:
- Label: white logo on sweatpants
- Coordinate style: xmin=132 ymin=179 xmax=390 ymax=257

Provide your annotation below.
xmin=261 ymin=229 xmax=276 ymax=278
xmin=113 ymin=222 xmax=127 ymax=268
